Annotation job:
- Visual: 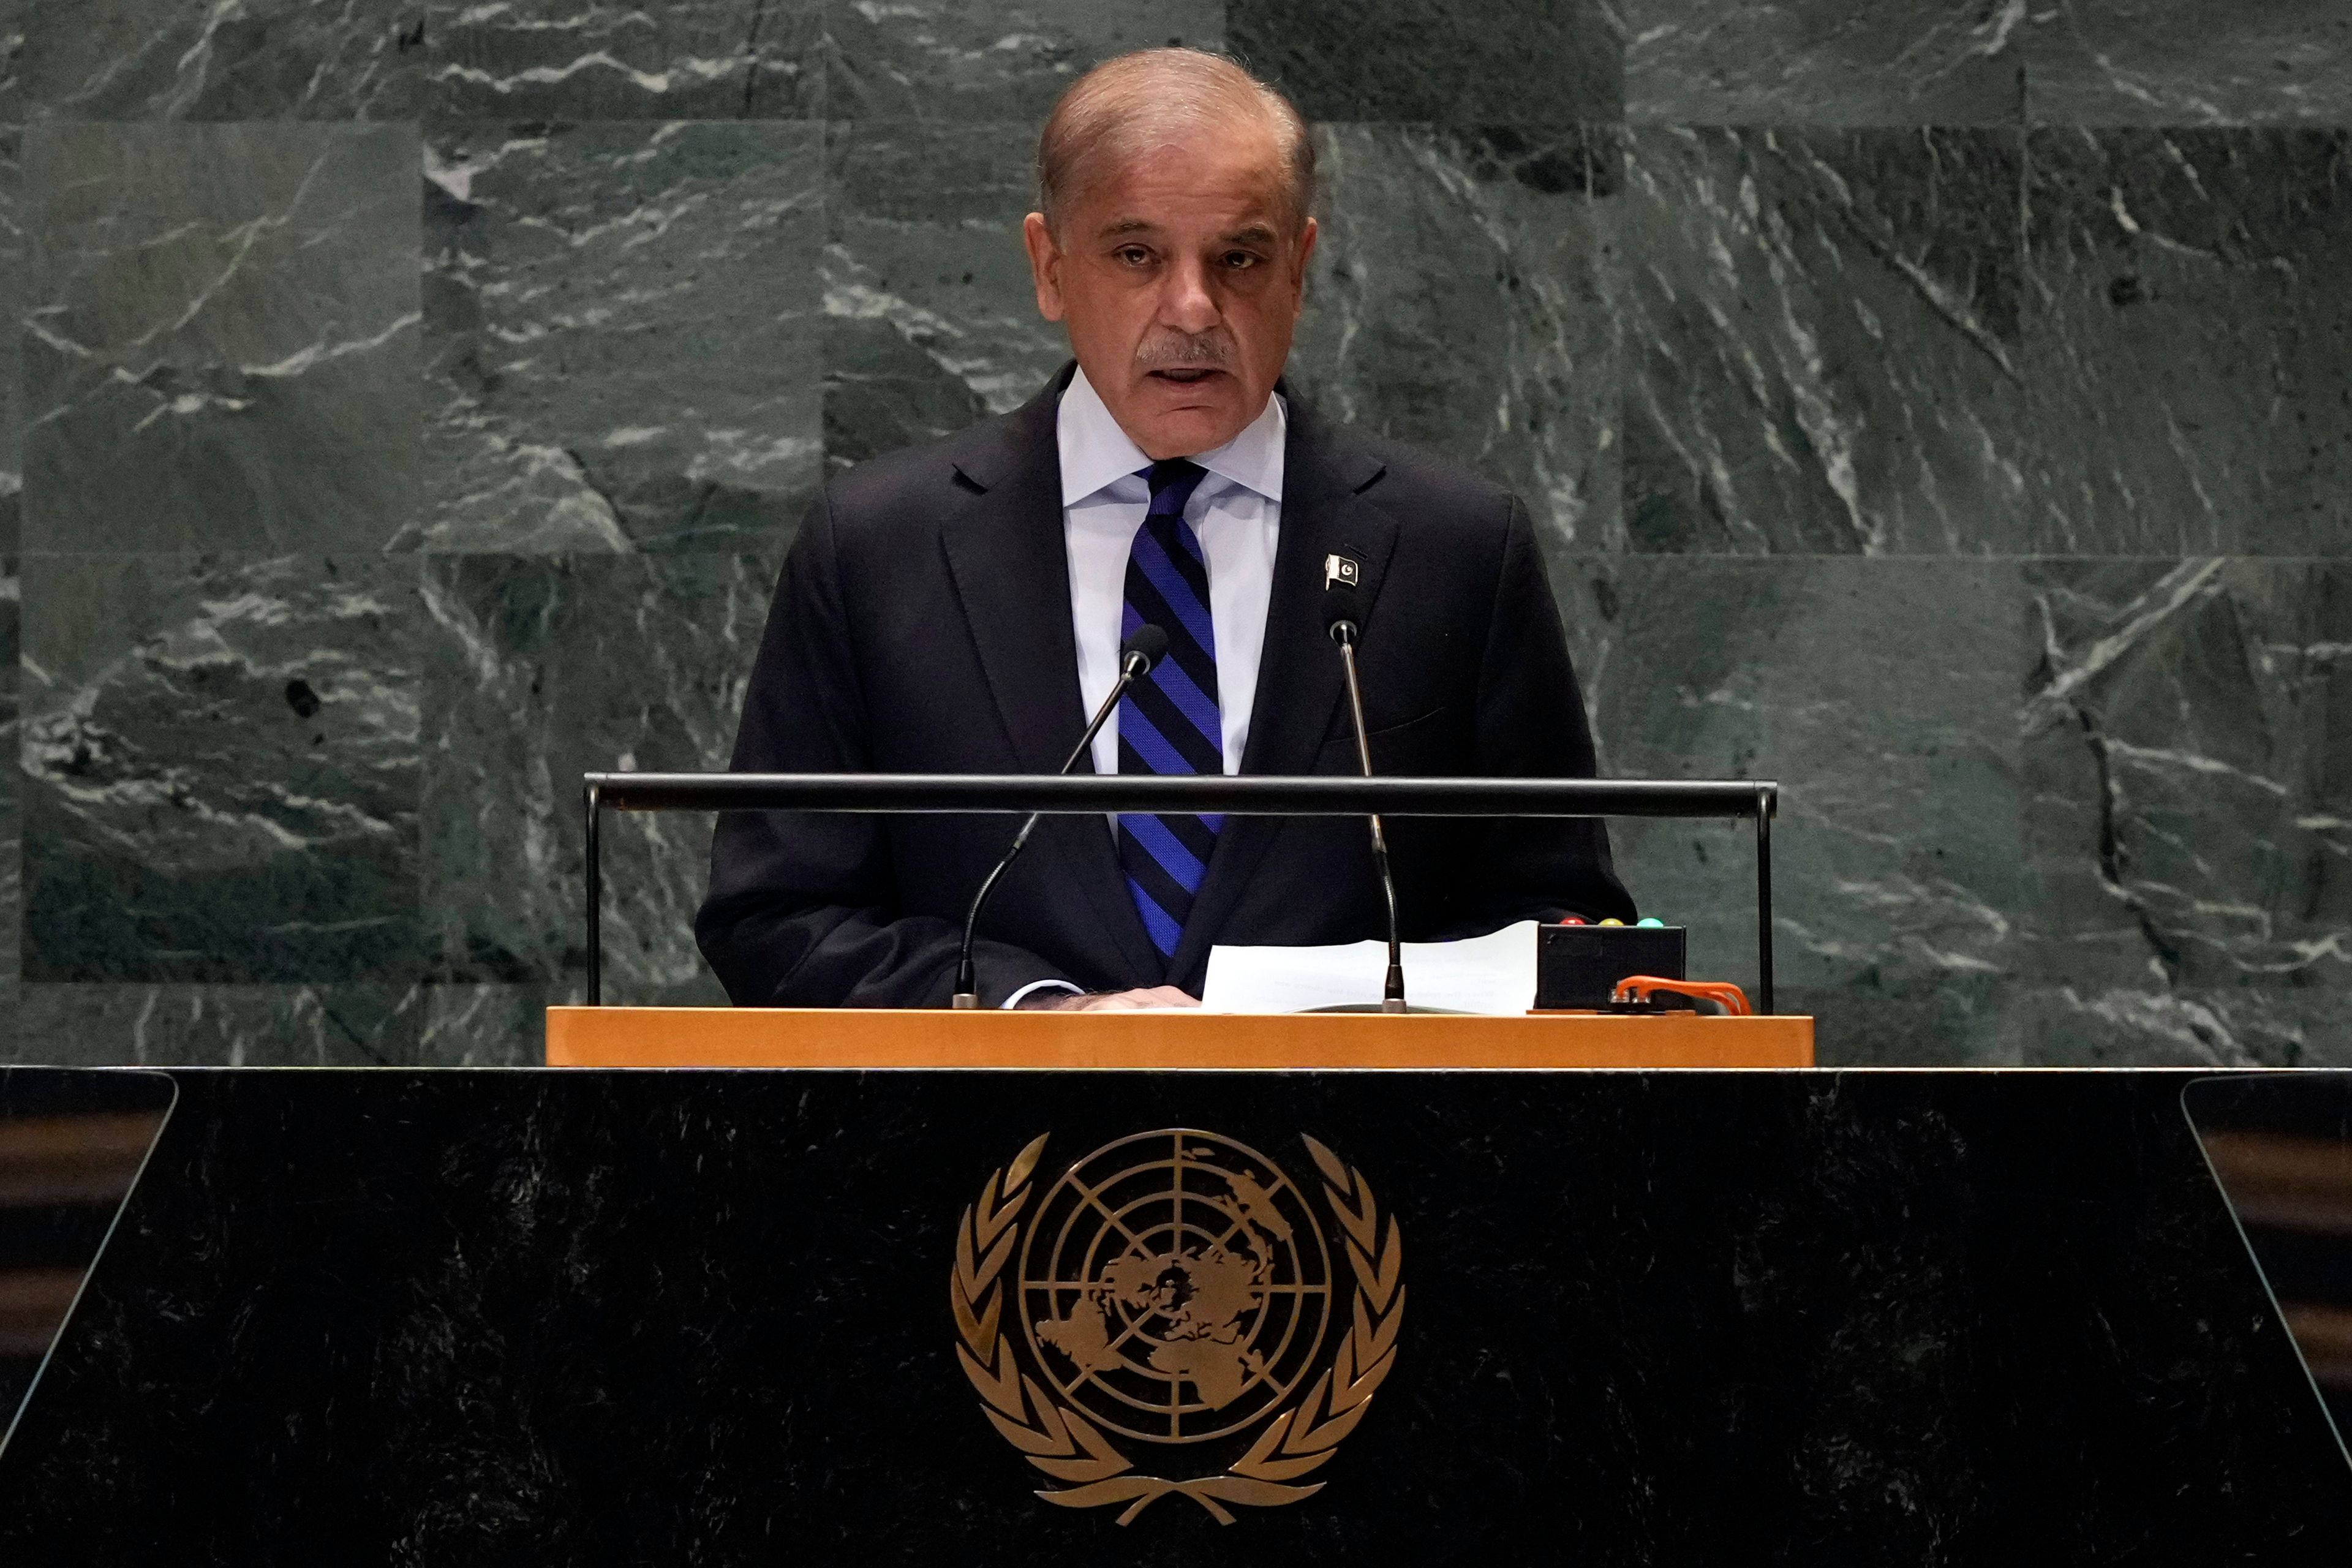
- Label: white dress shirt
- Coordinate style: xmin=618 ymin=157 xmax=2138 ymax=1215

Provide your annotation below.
xmin=1002 ymin=368 xmax=1286 ymax=1008
xmin=1058 ymin=366 xmax=1286 ymax=778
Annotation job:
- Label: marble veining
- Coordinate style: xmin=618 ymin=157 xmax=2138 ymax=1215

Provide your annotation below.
xmin=410 ymin=981 xmax=553 ymax=1063
xmin=1624 ymin=1 xmax=2352 ymax=127
xmin=417 ymin=121 xmax=823 ymax=552
xmin=18 ymin=0 xmax=424 ymax=120
xmin=1228 ymin=0 xmax=1624 ymax=122
xmin=20 ymin=554 xmax=424 ymax=982
xmin=0 ymin=130 xmax=20 ymax=562
xmin=1624 ymin=0 xmax=2027 ymax=126
xmin=823 ymin=121 xmax=1074 ymax=471
xmin=14 ymin=981 xmax=420 ymax=1064
xmin=1619 ymin=126 xmax=2030 ymax=554
xmin=21 ymin=123 xmax=420 ymax=554
xmin=419 ymin=552 xmax=776 ymax=1000
xmin=2024 ymin=0 xmax=2352 ymax=125
xmin=826 ymin=0 xmax=1223 ymax=120
xmin=1 ymin=549 xmax=18 ymax=998
xmin=15 ymin=979 xmax=556 ymax=1065
xmin=0 ymin=7 xmax=22 ymax=123
xmin=2 ymin=5 xmax=2349 ymax=1066
xmin=2023 ymin=128 xmax=2352 ymax=556
xmin=1292 ymin=126 xmax=1624 ymax=552
xmin=1 ymin=134 xmax=22 ymax=1001
xmin=2019 ymin=559 xmax=2351 ymax=1061
xmin=426 ymin=0 xmax=822 ymax=118
xmin=1559 ymin=556 xmax=2025 ymax=1063
xmin=2005 ymin=983 xmax=2352 ymax=1067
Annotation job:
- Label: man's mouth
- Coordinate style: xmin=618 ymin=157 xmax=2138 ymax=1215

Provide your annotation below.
xmin=1148 ymin=368 xmax=1223 ymax=385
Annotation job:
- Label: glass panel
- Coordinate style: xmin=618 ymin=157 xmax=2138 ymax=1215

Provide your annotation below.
xmin=0 ymin=1068 xmax=178 ymax=1459
xmin=2182 ymin=1072 xmax=2352 ymax=1467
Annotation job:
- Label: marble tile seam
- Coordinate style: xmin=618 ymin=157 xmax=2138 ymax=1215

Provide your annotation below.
xmin=10 ymin=115 xmax=2347 ymax=150
xmin=6 ymin=548 xmax=785 ymax=561
xmin=0 ymin=2 xmax=2338 ymax=127
xmin=7 ymin=548 xmax=2340 ymax=566
xmin=11 ymin=116 xmax=2352 ymax=135
xmin=1562 ymin=553 xmax=2345 ymax=565
xmin=12 ymin=114 xmax=2352 ymax=130
xmin=1622 ymin=115 xmax=2352 ymax=131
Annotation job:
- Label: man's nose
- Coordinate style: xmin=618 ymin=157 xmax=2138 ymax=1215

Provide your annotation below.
xmin=1156 ymin=254 xmax=1221 ymax=336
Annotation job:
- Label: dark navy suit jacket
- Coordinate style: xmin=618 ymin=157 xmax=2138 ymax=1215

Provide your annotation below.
xmin=695 ymin=365 xmax=1635 ymax=1006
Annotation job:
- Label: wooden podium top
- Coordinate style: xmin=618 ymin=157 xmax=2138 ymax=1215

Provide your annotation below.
xmin=544 ymin=1006 xmax=1814 ymax=1070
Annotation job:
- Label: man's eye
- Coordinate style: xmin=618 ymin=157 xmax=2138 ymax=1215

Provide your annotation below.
xmin=1117 ymin=247 xmax=1152 ymax=265
xmin=1223 ymin=252 xmax=1259 ymax=269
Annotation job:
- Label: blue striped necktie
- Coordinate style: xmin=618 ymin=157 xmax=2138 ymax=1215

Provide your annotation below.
xmin=1117 ymin=459 xmax=1221 ymax=960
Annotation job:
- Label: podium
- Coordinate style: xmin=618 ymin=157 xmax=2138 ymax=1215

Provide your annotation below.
xmin=565 ymin=771 xmax=1803 ymax=1071
xmin=543 ymin=1006 xmax=1815 ymax=1069
xmin=7 ymin=1064 xmax=2346 ymax=1559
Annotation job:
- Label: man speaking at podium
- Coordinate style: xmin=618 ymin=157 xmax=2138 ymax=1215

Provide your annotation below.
xmin=697 ymin=48 xmax=1634 ymax=1011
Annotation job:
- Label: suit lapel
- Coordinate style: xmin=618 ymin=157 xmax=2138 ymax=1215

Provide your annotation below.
xmin=940 ymin=380 xmax=1087 ymax=777
xmin=940 ymin=366 xmax=1164 ymax=985
xmin=1169 ymin=389 xmax=1396 ymax=983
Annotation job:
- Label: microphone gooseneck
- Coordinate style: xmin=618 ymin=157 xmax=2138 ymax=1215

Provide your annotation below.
xmin=1327 ymin=616 xmax=1406 ymax=1012
xmin=951 ymin=625 xmax=1167 ymax=1008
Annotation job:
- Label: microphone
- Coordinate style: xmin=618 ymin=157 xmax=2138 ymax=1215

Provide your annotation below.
xmin=951 ymin=624 xmax=1169 ymax=1008
xmin=1325 ymin=593 xmax=1406 ymax=1013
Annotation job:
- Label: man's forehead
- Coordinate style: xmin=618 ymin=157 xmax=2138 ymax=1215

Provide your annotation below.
xmin=1074 ymin=125 xmax=1289 ymax=211
xmin=1082 ymin=150 xmax=1289 ymax=234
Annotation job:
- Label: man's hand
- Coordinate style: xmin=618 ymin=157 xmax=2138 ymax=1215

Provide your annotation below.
xmin=1042 ymin=986 xmax=1199 ymax=1011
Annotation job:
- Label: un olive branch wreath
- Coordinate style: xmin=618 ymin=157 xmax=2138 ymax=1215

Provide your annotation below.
xmin=951 ymin=1134 xmax=1405 ymax=1526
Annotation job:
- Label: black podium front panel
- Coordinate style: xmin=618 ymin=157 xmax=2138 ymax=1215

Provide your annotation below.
xmin=1 ymin=1069 xmax=2345 ymax=1564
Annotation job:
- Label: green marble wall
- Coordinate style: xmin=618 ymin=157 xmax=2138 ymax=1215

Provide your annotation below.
xmin=2 ymin=1 xmax=2346 ymax=1065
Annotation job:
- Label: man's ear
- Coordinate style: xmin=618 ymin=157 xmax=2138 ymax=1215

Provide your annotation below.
xmin=1289 ymin=216 xmax=1319 ymax=315
xmin=1023 ymin=213 xmax=1066 ymax=323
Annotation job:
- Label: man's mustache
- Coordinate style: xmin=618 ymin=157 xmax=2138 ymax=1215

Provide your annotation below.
xmin=1134 ymin=333 xmax=1232 ymax=369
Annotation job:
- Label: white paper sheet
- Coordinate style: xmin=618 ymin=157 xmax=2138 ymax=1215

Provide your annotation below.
xmin=1200 ymin=921 xmax=1541 ymax=1014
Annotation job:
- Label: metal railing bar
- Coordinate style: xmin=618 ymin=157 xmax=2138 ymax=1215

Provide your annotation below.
xmin=579 ymin=772 xmax=1782 ymax=1016
xmin=584 ymin=772 xmax=1771 ymax=818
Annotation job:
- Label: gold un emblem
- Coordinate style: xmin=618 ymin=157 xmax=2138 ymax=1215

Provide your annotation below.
xmin=950 ymin=1128 xmax=1406 ymax=1524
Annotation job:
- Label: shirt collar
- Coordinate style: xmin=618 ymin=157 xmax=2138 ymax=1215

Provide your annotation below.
xmin=1057 ymin=364 xmax=1286 ymax=507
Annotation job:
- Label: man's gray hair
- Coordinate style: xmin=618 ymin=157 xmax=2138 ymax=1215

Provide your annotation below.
xmin=1036 ymin=48 xmax=1316 ymax=238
